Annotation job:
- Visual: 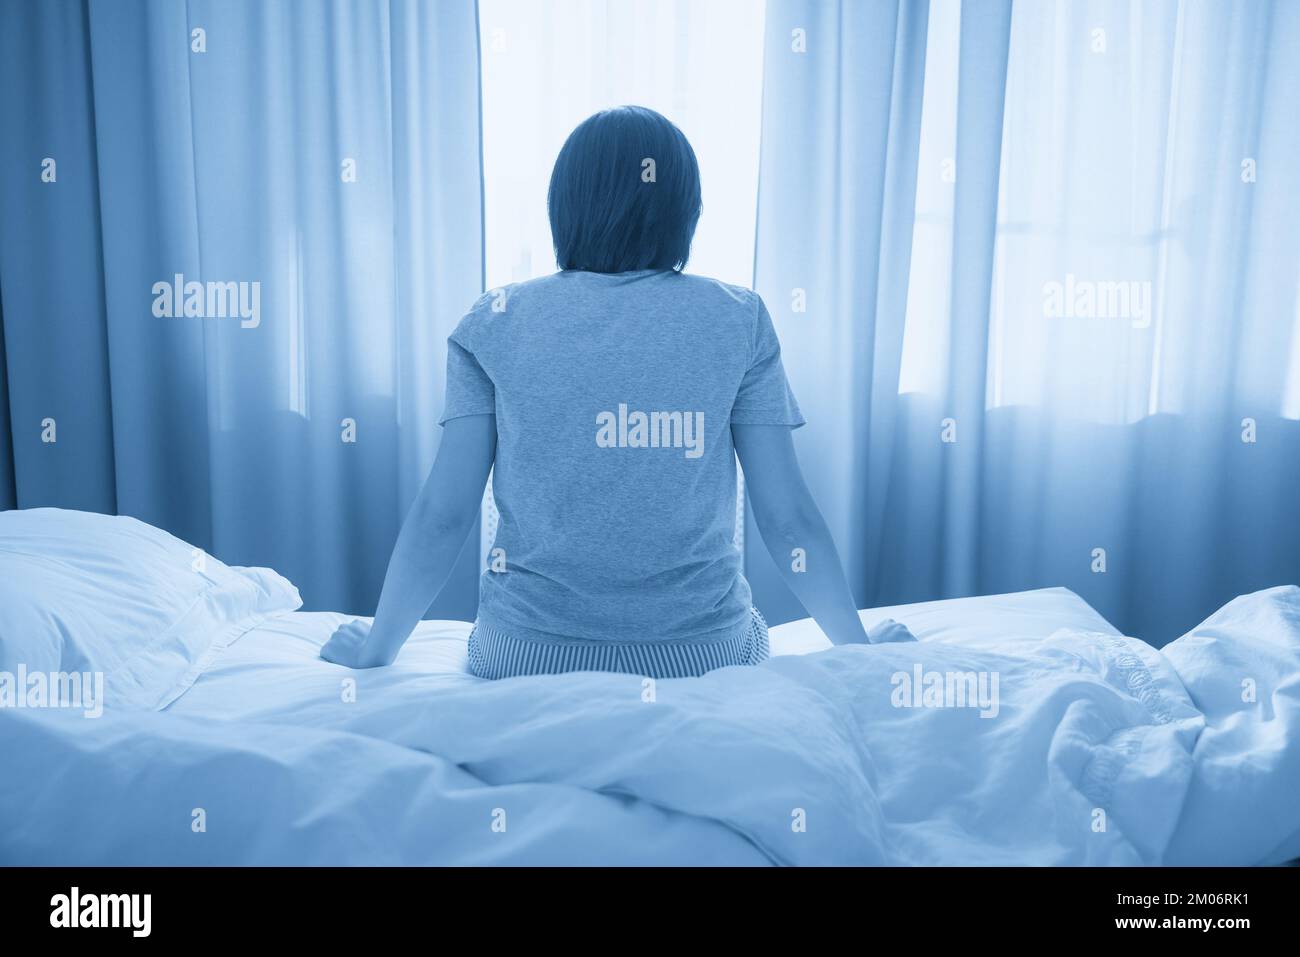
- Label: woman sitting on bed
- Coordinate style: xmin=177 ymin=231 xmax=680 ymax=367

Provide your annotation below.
xmin=322 ymin=105 xmax=914 ymax=678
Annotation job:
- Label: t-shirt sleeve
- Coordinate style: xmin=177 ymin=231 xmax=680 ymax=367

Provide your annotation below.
xmin=730 ymin=292 xmax=805 ymax=428
xmin=438 ymin=315 xmax=496 ymax=426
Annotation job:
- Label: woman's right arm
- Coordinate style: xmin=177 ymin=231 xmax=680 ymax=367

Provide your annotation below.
xmin=733 ymin=423 xmax=882 ymax=646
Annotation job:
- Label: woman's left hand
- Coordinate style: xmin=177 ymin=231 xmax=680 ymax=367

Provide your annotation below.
xmin=320 ymin=619 xmax=395 ymax=669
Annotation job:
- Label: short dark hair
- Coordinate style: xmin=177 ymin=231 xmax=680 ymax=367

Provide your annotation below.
xmin=548 ymin=106 xmax=702 ymax=273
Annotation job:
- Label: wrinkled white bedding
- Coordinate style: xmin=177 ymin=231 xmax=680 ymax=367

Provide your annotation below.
xmin=3 ymin=586 xmax=1297 ymax=865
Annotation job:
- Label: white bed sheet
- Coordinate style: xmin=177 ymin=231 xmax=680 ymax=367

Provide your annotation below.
xmin=12 ymin=586 xmax=1297 ymax=866
xmin=771 ymin=586 xmax=1120 ymax=655
xmin=167 ymin=586 xmax=1117 ymax=721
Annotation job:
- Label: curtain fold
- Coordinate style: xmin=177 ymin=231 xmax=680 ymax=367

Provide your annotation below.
xmin=937 ymin=0 xmax=1012 ymax=597
xmin=754 ymin=0 xmax=1300 ymax=643
xmin=0 ymin=0 xmax=118 ymax=516
xmin=749 ymin=0 xmax=931 ymax=626
xmin=0 ymin=0 xmax=485 ymax=616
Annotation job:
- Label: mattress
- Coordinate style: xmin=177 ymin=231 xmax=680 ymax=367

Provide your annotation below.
xmin=165 ymin=586 xmax=1118 ymax=719
xmin=8 ymin=585 xmax=1297 ymax=865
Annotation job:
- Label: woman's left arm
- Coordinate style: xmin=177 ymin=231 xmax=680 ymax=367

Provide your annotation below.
xmin=321 ymin=413 xmax=497 ymax=668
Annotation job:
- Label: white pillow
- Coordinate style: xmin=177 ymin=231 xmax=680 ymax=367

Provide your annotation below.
xmin=1159 ymin=585 xmax=1300 ymax=865
xmin=0 ymin=508 xmax=301 ymax=711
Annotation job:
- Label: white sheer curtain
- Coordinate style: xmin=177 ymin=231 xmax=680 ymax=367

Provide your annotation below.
xmin=906 ymin=0 xmax=1300 ymax=425
xmin=476 ymin=0 xmax=767 ymax=564
xmin=0 ymin=0 xmax=485 ymax=617
xmin=755 ymin=0 xmax=1300 ymax=642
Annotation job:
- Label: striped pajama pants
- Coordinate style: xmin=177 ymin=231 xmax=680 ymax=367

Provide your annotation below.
xmin=468 ymin=606 xmax=770 ymax=680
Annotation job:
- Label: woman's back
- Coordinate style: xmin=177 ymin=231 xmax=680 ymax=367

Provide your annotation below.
xmin=320 ymin=105 xmax=893 ymax=678
xmin=441 ymin=268 xmax=803 ymax=646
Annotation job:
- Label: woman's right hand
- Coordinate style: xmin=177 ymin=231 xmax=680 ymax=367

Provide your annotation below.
xmin=865 ymin=618 xmax=918 ymax=644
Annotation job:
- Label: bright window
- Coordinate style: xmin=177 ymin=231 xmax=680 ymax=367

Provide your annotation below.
xmin=478 ymin=0 xmax=766 ymax=289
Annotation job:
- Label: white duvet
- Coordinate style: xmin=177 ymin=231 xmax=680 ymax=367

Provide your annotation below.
xmin=2 ymin=586 xmax=1298 ymax=865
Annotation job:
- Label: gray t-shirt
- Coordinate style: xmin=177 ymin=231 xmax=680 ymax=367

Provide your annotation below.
xmin=440 ymin=268 xmax=803 ymax=644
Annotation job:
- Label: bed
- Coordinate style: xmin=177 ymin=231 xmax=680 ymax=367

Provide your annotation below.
xmin=163 ymin=585 xmax=1121 ymax=719
xmin=2 ymin=508 xmax=1298 ymax=866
